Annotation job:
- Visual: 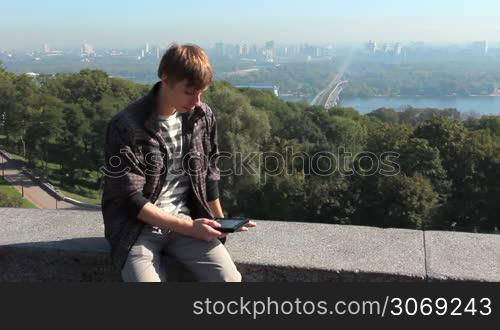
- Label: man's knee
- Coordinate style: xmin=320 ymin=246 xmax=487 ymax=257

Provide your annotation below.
xmin=223 ymin=267 xmax=242 ymax=282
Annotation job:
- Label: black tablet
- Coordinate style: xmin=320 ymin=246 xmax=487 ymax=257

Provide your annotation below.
xmin=215 ymin=218 xmax=249 ymax=233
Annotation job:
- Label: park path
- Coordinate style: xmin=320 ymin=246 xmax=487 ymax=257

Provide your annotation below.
xmin=0 ymin=151 xmax=79 ymax=209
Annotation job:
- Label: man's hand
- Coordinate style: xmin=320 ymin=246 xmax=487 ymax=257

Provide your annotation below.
xmin=183 ymin=218 xmax=227 ymax=241
xmin=137 ymin=203 xmax=227 ymax=241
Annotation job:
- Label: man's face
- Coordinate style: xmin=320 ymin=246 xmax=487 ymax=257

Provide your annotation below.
xmin=163 ymin=78 xmax=208 ymax=113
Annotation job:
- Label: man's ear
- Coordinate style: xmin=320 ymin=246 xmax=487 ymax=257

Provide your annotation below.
xmin=160 ymin=74 xmax=169 ymax=85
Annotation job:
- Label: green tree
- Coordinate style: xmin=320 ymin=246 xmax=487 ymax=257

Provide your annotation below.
xmin=25 ymin=94 xmax=64 ymax=174
xmin=205 ymin=85 xmax=271 ymax=213
xmin=351 ymin=174 xmax=439 ymax=230
xmin=2 ymin=74 xmax=39 ymax=156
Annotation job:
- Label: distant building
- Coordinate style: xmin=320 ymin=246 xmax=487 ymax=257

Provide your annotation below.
xmin=288 ymin=45 xmax=300 ymax=56
xmin=145 ymin=43 xmax=150 ymax=54
xmin=262 ymin=49 xmax=274 ymax=62
xmin=236 ymin=44 xmax=244 ymax=56
xmin=472 ymin=41 xmax=488 ymax=54
xmin=156 ymin=47 xmax=161 ymax=59
xmin=241 ymin=44 xmax=249 ymax=56
xmin=366 ymin=40 xmax=377 ymax=52
xmin=276 ymin=46 xmax=287 ymax=57
xmin=249 ymin=44 xmax=258 ymax=57
xmin=394 ymin=43 xmax=402 ymax=55
xmin=46 ymin=51 xmax=63 ymax=57
xmin=215 ymin=42 xmax=225 ymax=57
xmin=235 ymin=83 xmax=279 ymax=97
xmin=309 ymin=46 xmax=320 ymax=57
xmin=323 ymin=45 xmax=335 ymax=57
xmin=81 ymin=43 xmax=95 ymax=56
xmin=42 ymin=43 xmax=63 ymax=56
xmin=25 ymin=72 xmax=40 ymax=78
xmin=265 ymin=40 xmax=275 ymax=50
xmin=225 ymin=44 xmax=240 ymax=58
xmin=299 ymin=44 xmax=321 ymax=57
xmin=110 ymin=50 xmax=123 ymax=56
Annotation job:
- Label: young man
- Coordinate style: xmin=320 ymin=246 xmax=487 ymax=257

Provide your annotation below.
xmin=101 ymin=44 xmax=255 ymax=282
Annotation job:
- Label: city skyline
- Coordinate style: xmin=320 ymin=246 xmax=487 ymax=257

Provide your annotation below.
xmin=2 ymin=0 xmax=500 ymax=48
xmin=5 ymin=39 xmax=497 ymax=55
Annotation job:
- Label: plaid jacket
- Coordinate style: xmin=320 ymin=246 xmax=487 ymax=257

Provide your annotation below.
xmin=101 ymin=82 xmax=221 ymax=270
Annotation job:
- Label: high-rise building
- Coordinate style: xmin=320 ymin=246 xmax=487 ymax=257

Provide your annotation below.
xmin=312 ymin=46 xmax=320 ymax=57
xmin=236 ymin=44 xmax=244 ymax=56
xmin=42 ymin=44 xmax=63 ymax=57
xmin=81 ymin=43 xmax=95 ymax=56
xmin=472 ymin=41 xmax=488 ymax=54
xmin=156 ymin=47 xmax=161 ymax=59
xmin=224 ymin=44 xmax=235 ymax=58
xmin=324 ymin=45 xmax=335 ymax=57
xmin=265 ymin=40 xmax=275 ymax=50
xmin=299 ymin=44 xmax=320 ymax=57
xmin=145 ymin=43 xmax=150 ymax=54
xmin=288 ymin=45 xmax=300 ymax=56
xmin=276 ymin=46 xmax=288 ymax=57
xmin=394 ymin=43 xmax=402 ymax=55
xmin=215 ymin=42 xmax=225 ymax=57
xmin=241 ymin=44 xmax=249 ymax=56
xmin=264 ymin=41 xmax=275 ymax=59
xmin=299 ymin=44 xmax=308 ymax=55
xmin=263 ymin=49 xmax=274 ymax=62
xmin=366 ymin=40 xmax=377 ymax=52
xmin=249 ymin=44 xmax=258 ymax=57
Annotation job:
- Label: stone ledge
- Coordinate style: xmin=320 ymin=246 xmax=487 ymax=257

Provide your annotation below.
xmin=425 ymin=231 xmax=500 ymax=282
xmin=0 ymin=208 xmax=498 ymax=282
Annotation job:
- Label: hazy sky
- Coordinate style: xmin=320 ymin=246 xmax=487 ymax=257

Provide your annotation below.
xmin=2 ymin=0 xmax=500 ymax=49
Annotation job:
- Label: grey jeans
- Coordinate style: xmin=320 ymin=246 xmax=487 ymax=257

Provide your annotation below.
xmin=121 ymin=221 xmax=242 ymax=282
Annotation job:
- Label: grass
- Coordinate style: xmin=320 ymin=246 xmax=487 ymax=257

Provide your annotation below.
xmin=7 ymin=153 xmax=26 ymax=162
xmin=45 ymin=168 xmax=102 ymax=206
xmin=58 ymin=188 xmax=101 ymax=205
xmin=0 ymin=177 xmax=38 ymax=208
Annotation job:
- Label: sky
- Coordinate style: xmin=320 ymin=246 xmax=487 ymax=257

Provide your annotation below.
xmin=2 ymin=0 xmax=500 ymax=49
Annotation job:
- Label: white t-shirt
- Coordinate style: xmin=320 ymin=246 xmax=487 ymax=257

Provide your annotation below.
xmin=154 ymin=112 xmax=191 ymax=216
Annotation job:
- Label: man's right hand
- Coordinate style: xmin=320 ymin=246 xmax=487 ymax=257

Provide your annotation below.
xmin=183 ymin=218 xmax=226 ymax=241
xmin=137 ymin=203 xmax=226 ymax=241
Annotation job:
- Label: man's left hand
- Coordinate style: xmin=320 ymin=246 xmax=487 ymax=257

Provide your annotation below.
xmin=238 ymin=220 xmax=257 ymax=232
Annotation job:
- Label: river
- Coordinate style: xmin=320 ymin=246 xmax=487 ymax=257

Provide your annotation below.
xmin=339 ymin=96 xmax=500 ymax=115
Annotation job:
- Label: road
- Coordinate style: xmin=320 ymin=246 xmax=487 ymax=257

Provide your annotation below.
xmin=310 ymin=53 xmax=353 ymax=108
